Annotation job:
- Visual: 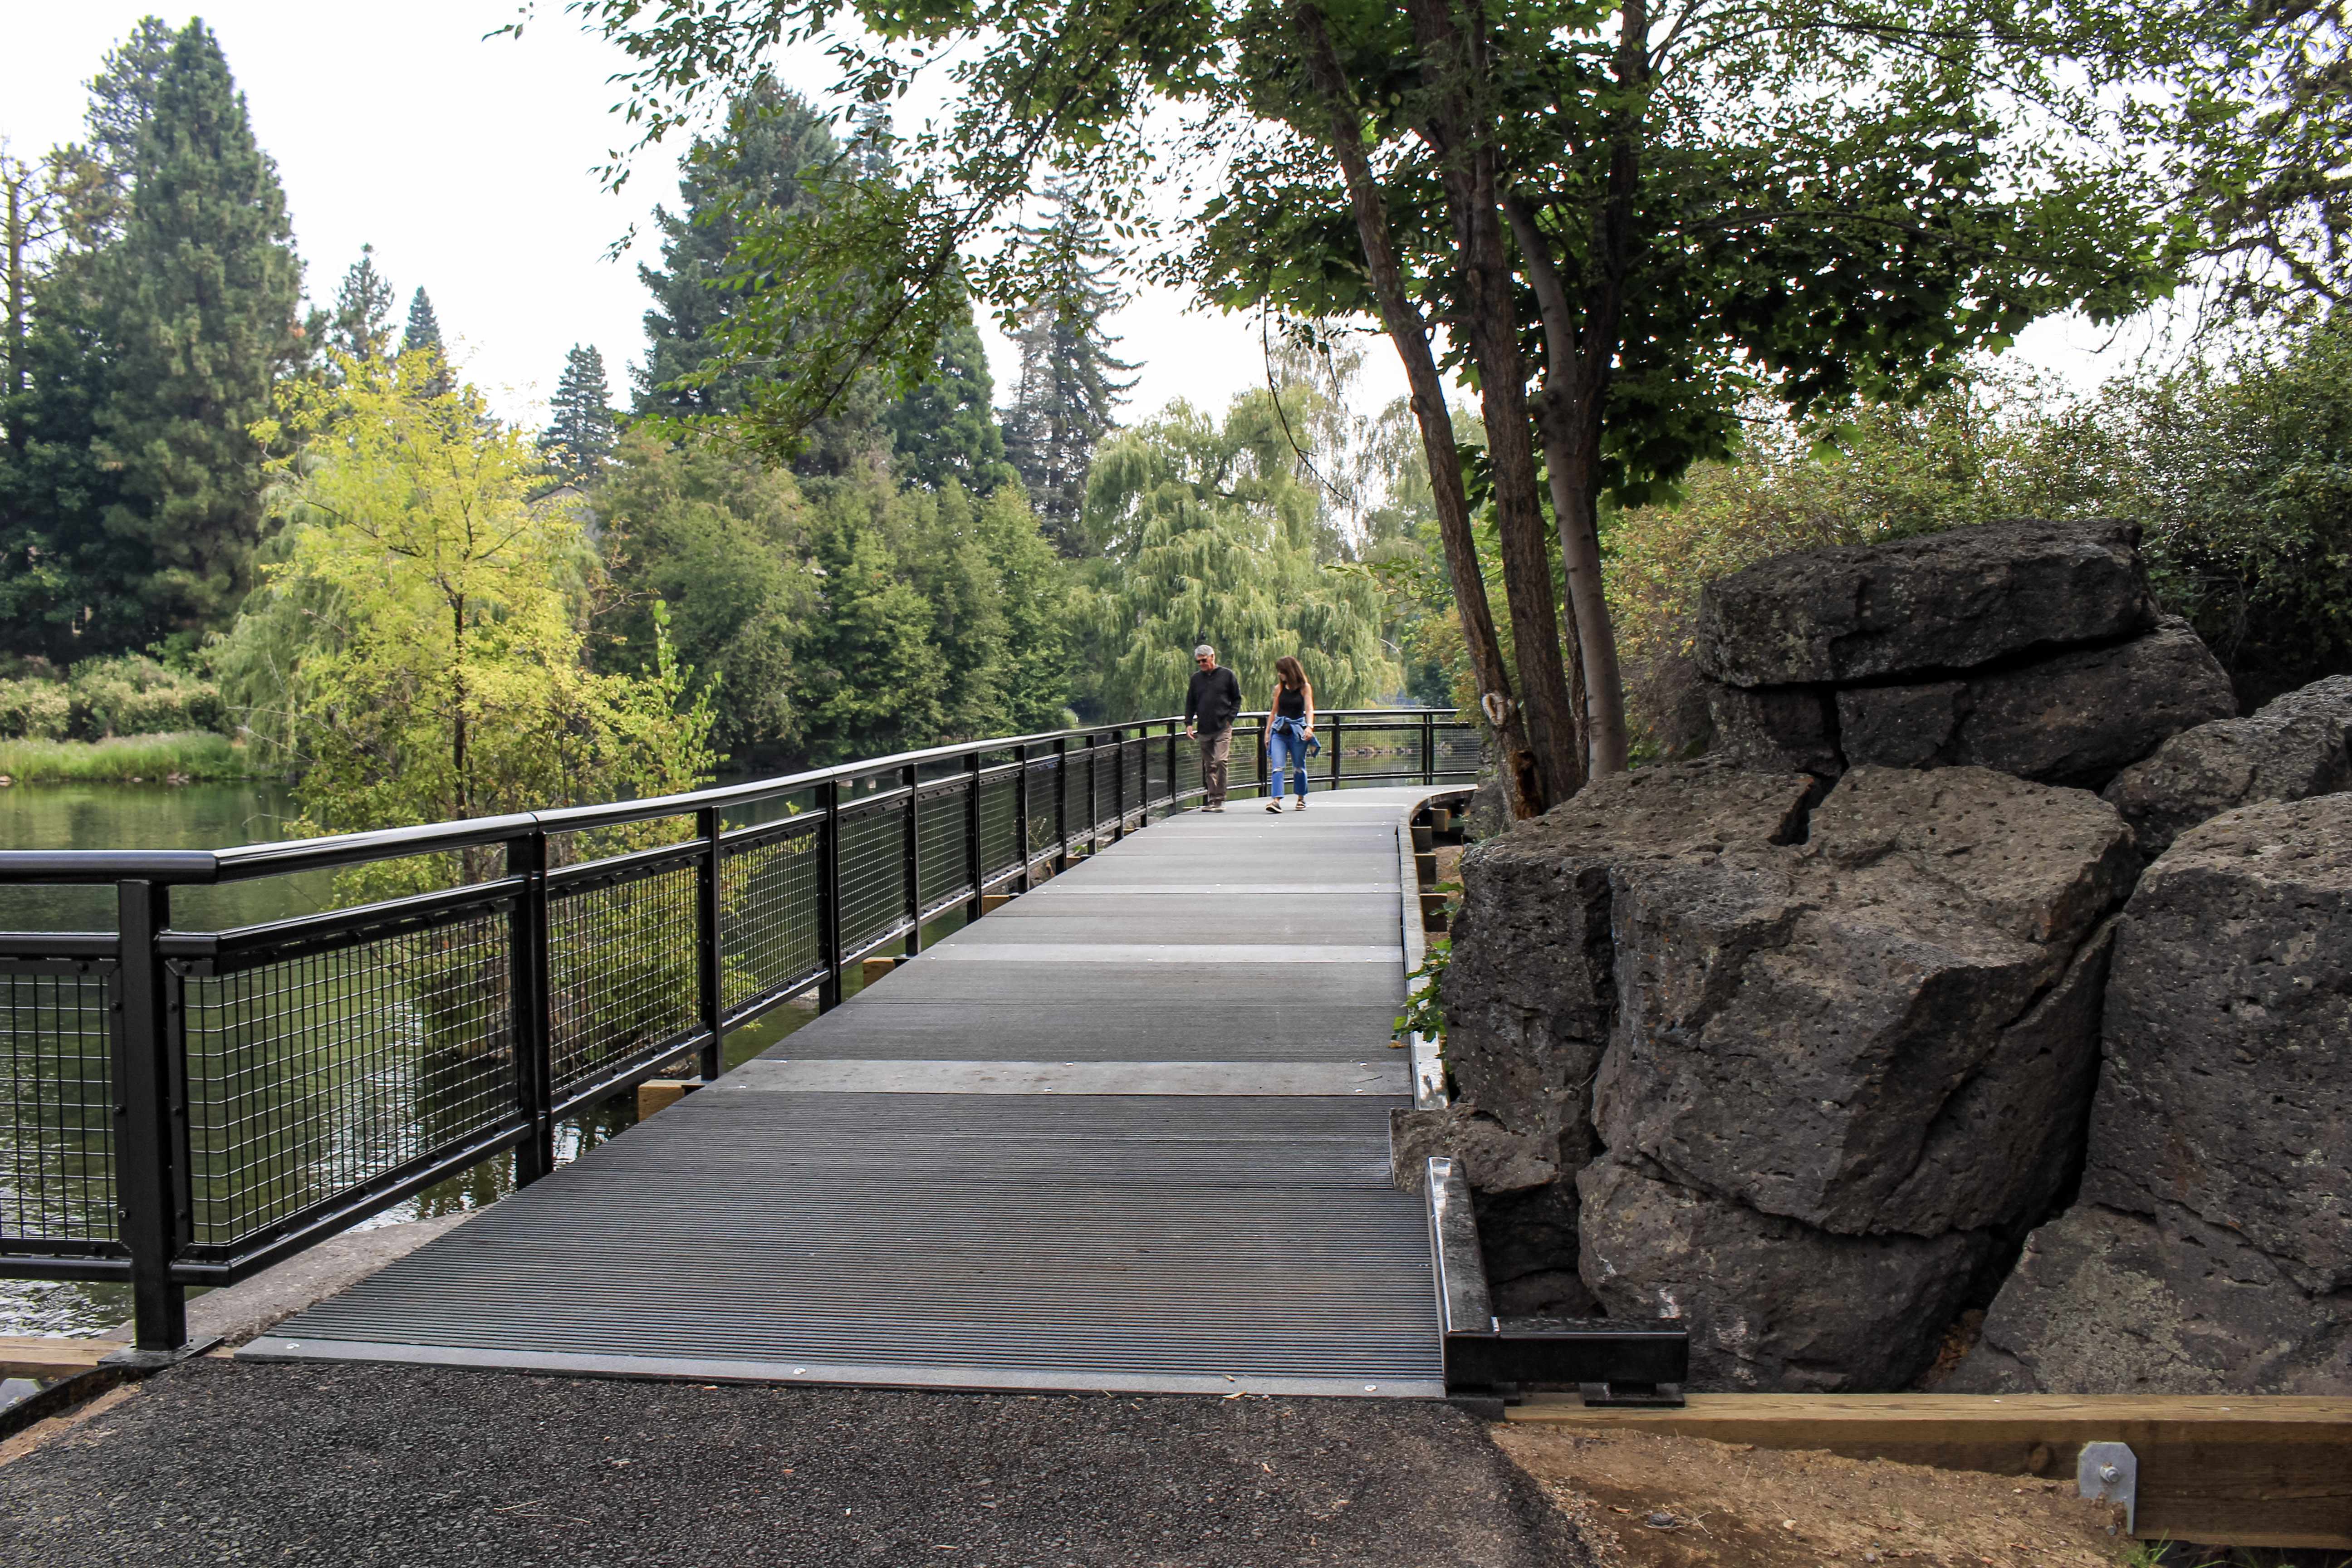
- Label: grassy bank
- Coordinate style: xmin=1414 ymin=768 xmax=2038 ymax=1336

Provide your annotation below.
xmin=0 ymin=732 xmax=261 ymax=783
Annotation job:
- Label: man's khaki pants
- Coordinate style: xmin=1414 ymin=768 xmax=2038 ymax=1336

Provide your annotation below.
xmin=1198 ymin=727 xmax=1232 ymax=807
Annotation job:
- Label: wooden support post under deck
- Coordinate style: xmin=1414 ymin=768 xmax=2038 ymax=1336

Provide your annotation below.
xmin=1507 ymin=1393 xmax=2352 ymax=1548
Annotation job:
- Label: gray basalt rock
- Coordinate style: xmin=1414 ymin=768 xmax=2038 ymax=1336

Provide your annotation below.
xmin=1811 ymin=619 xmax=2237 ymax=789
xmin=1578 ymin=1155 xmax=1994 ymax=1392
xmin=1946 ymin=1200 xmax=2352 ymax=1394
xmin=2103 ymin=673 xmax=2352 ymax=858
xmin=1695 ymin=519 xmax=2155 ymax=689
xmin=1430 ymin=761 xmax=1814 ymax=1307
xmin=1593 ymin=767 xmax=2135 ymax=1238
xmin=1704 ymin=683 xmax=1842 ymax=776
xmin=1953 ymin=795 xmax=2352 ymax=1393
xmin=1443 ymin=761 xmax=1816 ymax=1181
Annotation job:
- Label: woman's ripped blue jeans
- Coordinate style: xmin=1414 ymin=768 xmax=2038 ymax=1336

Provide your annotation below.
xmin=1269 ymin=718 xmax=1311 ymax=799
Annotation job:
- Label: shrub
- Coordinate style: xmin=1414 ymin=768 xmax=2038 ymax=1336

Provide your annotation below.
xmin=0 ymin=680 xmax=72 ymax=740
xmin=64 ymin=657 xmax=227 ymax=739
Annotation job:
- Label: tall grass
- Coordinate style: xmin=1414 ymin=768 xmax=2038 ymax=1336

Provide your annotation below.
xmin=0 ymin=732 xmax=261 ymax=783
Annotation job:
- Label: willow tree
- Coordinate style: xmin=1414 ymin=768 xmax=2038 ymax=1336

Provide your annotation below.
xmin=1083 ymin=391 xmax=1400 ymax=719
xmin=577 ymin=0 xmax=2202 ymax=811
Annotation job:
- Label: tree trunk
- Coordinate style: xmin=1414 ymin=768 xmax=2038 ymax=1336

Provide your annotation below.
xmin=1404 ymin=0 xmax=1587 ymax=808
xmin=1293 ymin=2 xmax=1544 ymax=818
xmin=1496 ymin=0 xmax=1648 ymax=777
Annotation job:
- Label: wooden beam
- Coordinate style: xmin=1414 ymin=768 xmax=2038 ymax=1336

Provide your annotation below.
xmin=635 ymin=1080 xmax=698 ymax=1119
xmin=1507 ymin=1393 xmax=2352 ymax=1548
xmin=0 ymin=1337 xmax=116 ymax=1378
xmin=861 ymin=956 xmax=899 ymax=985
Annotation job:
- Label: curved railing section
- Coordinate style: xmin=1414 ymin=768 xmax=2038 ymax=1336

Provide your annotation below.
xmin=0 ymin=709 xmax=1480 ymax=1349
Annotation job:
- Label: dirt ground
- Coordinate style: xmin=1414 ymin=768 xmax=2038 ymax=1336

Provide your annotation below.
xmin=1493 ymin=1425 xmax=2132 ymax=1568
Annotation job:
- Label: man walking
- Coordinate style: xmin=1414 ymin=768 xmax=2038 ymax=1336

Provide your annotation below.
xmin=1184 ymin=643 xmax=1244 ymax=812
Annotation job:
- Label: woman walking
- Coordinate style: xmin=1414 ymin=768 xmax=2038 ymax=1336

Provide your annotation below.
xmin=1265 ymin=655 xmax=1316 ymax=813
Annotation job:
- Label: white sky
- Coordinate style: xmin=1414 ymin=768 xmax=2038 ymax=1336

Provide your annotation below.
xmin=7 ymin=5 xmax=2155 ymax=443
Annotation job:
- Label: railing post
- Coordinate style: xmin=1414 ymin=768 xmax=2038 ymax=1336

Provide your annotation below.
xmin=696 ymin=805 xmax=725 ymax=1083
xmin=1053 ymin=736 xmax=1068 ymax=866
xmin=1423 ymin=710 xmax=1436 ymax=785
xmin=902 ymin=762 xmax=922 ymax=956
xmin=116 ymin=879 xmax=186 ymax=1351
xmin=1165 ymin=722 xmax=1177 ymax=813
xmin=1112 ymin=728 xmax=1126 ymax=840
xmin=508 ymin=833 xmax=554 ymax=1184
xmin=1087 ymin=733 xmax=1100 ymax=844
xmin=817 ymin=779 xmax=843 ymax=1013
xmin=1013 ymin=743 xmax=1031 ymax=891
xmin=964 ymin=750 xmax=984 ymax=921
xmin=1330 ymin=712 xmax=1344 ymax=790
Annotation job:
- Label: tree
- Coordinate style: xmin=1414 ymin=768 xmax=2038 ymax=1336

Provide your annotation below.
xmin=1000 ymin=189 xmax=1138 ymax=552
xmin=84 ymin=18 xmax=304 ymax=657
xmin=539 ymin=344 xmax=620 ymax=485
xmin=593 ymin=428 xmax=813 ymax=759
xmin=637 ymin=81 xmax=840 ymax=417
xmin=577 ymin=0 xmax=2198 ymax=815
xmin=884 ymin=310 xmax=1017 ymax=493
xmin=327 ymin=244 xmax=396 ymax=364
xmin=401 ymin=286 xmax=452 ymax=397
xmin=1081 ymin=392 xmax=1400 ymax=719
xmin=240 ymin=350 xmax=717 ymax=896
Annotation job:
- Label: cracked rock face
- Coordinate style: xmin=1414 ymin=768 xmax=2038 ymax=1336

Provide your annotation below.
xmin=1693 ymin=520 xmax=2234 ymax=790
xmin=1414 ymin=761 xmax=1813 ymax=1311
xmin=2103 ymin=673 xmax=2352 ymax=859
xmin=1436 ymin=761 xmax=2137 ymax=1388
xmin=1695 ymin=519 xmax=2154 ymax=689
xmin=1577 ymin=1155 xmax=1994 ymax=1392
xmin=1594 ymin=767 xmax=2133 ymax=1240
xmin=1954 ymin=794 xmax=2352 ymax=1393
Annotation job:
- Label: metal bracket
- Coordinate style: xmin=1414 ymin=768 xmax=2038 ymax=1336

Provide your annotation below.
xmin=1425 ymin=1157 xmax=1688 ymax=1410
xmin=2077 ymin=1441 xmax=2137 ymax=1536
xmin=97 ymin=1334 xmax=223 ymax=1372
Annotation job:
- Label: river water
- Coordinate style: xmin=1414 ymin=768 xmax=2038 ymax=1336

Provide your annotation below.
xmin=0 ymin=779 xmax=816 ymax=1335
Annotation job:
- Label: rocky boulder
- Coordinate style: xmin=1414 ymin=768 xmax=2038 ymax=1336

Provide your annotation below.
xmin=1695 ymin=519 xmax=2156 ymax=688
xmin=1576 ymin=767 xmax=2133 ymax=1388
xmin=1952 ymin=795 xmax=2352 ymax=1393
xmin=1695 ymin=521 xmax=2235 ymax=789
xmin=1402 ymin=760 xmax=1814 ymax=1313
xmin=2103 ymin=673 xmax=2352 ymax=859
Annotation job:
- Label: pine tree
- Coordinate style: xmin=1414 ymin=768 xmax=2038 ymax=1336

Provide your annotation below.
xmin=539 ymin=344 xmax=618 ymax=485
xmin=402 ymin=287 xmax=442 ymax=359
xmin=328 ymin=244 xmax=396 ymax=363
xmin=884 ymin=310 xmax=1015 ymax=493
xmin=1000 ymin=188 xmax=1136 ymax=554
xmin=84 ymin=19 xmax=302 ymax=655
xmin=73 ymin=16 xmax=175 ymax=245
xmin=637 ymin=81 xmax=838 ymax=416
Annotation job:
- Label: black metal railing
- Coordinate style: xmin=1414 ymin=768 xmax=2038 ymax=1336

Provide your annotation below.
xmin=0 ymin=708 xmax=1478 ymax=1350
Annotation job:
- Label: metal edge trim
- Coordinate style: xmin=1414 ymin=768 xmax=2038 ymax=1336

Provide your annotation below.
xmin=234 ymin=1337 xmax=1446 ymax=1399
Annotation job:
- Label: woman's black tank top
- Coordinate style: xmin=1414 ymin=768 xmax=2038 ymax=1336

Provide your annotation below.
xmin=1277 ymin=686 xmax=1306 ymax=719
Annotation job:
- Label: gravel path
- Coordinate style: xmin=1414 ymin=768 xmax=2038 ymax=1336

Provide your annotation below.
xmin=0 ymin=1361 xmax=1593 ymax=1568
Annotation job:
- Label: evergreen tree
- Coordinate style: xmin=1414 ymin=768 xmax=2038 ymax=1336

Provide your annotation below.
xmin=328 ymin=244 xmax=396 ymax=363
xmin=637 ymin=81 xmax=838 ymax=417
xmin=883 ymin=309 xmax=1015 ymax=493
xmin=539 ymin=344 xmax=619 ymax=485
xmin=74 ymin=16 xmax=175 ymax=245
xmin=84 ymin=19 xmax=302 ymax=655
xmin=1001 ymin=190 xmax=1136 ymax=555
xmin=402 ymin=287 xmax=442 ymax=360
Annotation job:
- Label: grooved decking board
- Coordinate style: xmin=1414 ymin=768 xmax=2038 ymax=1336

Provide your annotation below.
xmin=255 ymin=786 xmax=1448 ymax=1396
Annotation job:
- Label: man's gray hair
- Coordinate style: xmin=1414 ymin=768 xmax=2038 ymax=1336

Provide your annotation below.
xmin=1194 ymin=644 xmax=1215 ymax=659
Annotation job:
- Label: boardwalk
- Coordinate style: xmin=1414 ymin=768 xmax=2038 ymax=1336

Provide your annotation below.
xmin=247 ymin=789 xmax=1443 ymax=1398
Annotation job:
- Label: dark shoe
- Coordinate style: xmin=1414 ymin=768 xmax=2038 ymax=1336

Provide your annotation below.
xmin=1264 ymin=801 xmax=1283 ymax=813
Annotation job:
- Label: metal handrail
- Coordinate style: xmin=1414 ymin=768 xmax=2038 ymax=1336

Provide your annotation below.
xmin=0 ymin=707 xmax=1480 ymax=1351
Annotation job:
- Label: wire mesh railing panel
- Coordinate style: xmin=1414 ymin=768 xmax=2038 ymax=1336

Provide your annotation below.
xmin=0 ymin=962 xmax=118 ymax=1250
xmin=549 ymin=862 xmax=701 ymax=1098
xmin=1024 ymin=758 xmax=1058 ymax=861
xmin=916 ymin=789 xmax=971 ymax=909
xmin=837 ymin=806 xmax=909 ymax=953
xmin=720 ymin=826 xmax=821 ymax=1011
xmin=1174 ymin=732 xmax=1203 ymax=800
xmin=1331 ymin=721 xmax=1426 ymax=784
xmin=183 ymin=907 xmax=516 ymax=1252
xmin=1435 ymin=724 xmax=1481 ymax=775
xmin=978 ymin=772 xmax=1021 ymax=880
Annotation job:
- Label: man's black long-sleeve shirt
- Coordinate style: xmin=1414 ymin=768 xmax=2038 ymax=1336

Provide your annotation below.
xmin=1186 ymin=665 xmax=1243 ymax=733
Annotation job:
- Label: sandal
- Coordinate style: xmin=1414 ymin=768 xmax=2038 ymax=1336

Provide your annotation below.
xmin=1264 ymin=800 xmax=1284 ymax=813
